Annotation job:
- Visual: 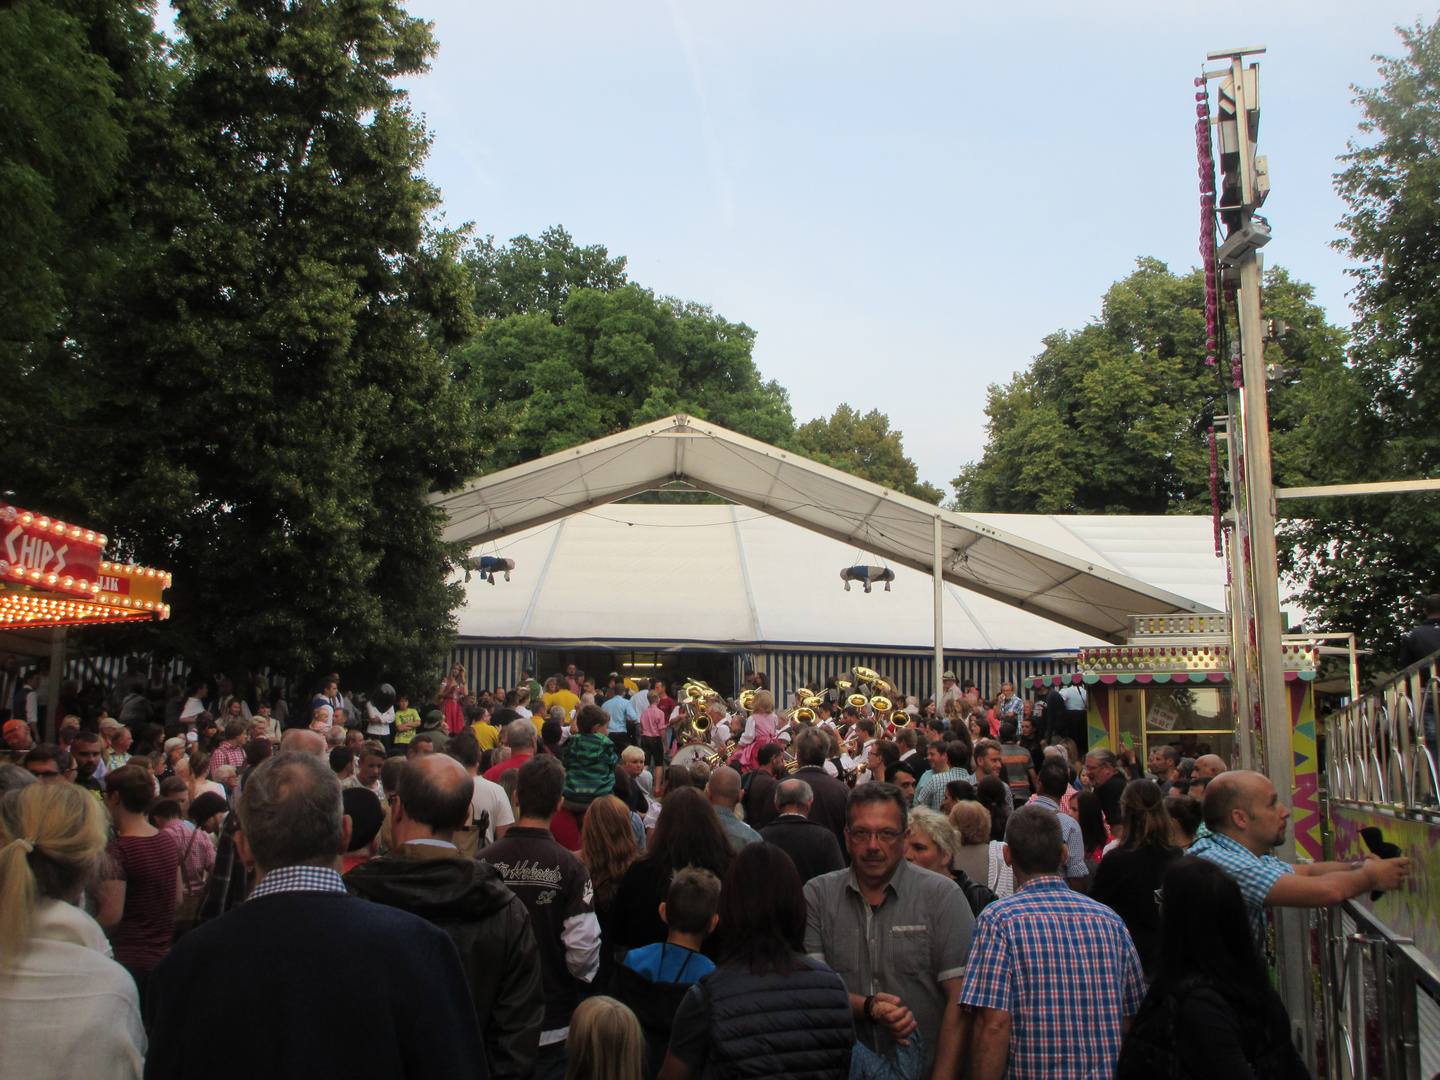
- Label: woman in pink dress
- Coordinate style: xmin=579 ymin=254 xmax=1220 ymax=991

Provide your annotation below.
xmin=732 ymin=689 xmax=779 ymax=772
xmin=438 ymin=663 xmax=468 ymax=735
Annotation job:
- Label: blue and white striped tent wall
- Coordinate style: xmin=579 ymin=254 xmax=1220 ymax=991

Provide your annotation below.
xmin=445 ymin=642 xmax=1075 ymax=707
xmin=63 ymin=655 xmax=189 ymax=689
xmin=733 ymin=650 xmax=1077 ymax=707
xmin=446 ymin=645 xmax=534 ymax=699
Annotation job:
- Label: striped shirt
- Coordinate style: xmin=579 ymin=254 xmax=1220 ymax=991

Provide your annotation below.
xmin=960 ymin=875 xmax=1144 ymax=1080
xmin=105 ymin=831 xmax=181 ymax=971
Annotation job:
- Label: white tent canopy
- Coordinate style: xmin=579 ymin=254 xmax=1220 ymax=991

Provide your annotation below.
xmin=452 ymin=504 xmax=1226 ymax=653
xmin=431 ymin=414 xmax=1214 ymax=645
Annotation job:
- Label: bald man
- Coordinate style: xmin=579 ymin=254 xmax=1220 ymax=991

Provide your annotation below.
xmin=1190 ymin=770 xmax=1410 ymax=944
xmin=345 ymin=754 xmax=544 ymax=1080
xmin=706 ymin=766 xmax=761 ymax=850
xmin=1193 ymin=754 xmax=1226 ymax=779
xmin=279 ymin=728 xmax=327 ymax=757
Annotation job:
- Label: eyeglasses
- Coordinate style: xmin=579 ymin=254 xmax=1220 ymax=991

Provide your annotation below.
xmin=847 ymin=827 xmax=903 ymax=844
xmin=1153 ymin=889 xmax=1164 ymax=906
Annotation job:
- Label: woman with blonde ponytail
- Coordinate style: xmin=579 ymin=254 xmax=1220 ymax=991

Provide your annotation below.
xmin=0 ymin=782 xmax=145 ymax=1079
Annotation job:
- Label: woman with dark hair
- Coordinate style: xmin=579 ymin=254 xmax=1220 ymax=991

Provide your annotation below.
xmin=96 ymin=765 xmax=181 ymax=995
xmin=1116 ymin=856 xmax=1310 ymax=1080
xmin=611 ymin=788 xmax=733 ymax=950
xmin=1091 ymin=779 xmax=1179 ymax=977
xmin=1069 ymin=790 xmax=1109 ymax=877
xmin=1165 ymin=794 xmax=1203 ymax=848
xmin=974 ymin=775 xmax=1010 ymax=843
xmin=657 ymin=844 xmax=854 ymax=1080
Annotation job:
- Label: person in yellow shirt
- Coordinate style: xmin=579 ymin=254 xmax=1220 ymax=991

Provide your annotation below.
xmin=541 ymin=677 xmax=579 ymax=723
xmin=470 ymin=707 xmax=500 ymax=751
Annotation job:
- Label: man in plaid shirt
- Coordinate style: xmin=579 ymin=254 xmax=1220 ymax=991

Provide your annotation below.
xmin=209 ymin=718 xmax=249 ymax=771
xmin=961 ymin=805 xmax=1143 ymax=1080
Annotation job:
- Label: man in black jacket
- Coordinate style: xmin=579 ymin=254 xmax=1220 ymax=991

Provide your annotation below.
xmin=1398 ymin=593 xmax=1440 ymax=670
xmin=790 ymin=727 xmax=852 ymax=847
xmin=759 ymin=778 xmax=845 ymax=882
xmin=145 ymin=751 xmax=487 ymax=1080
xmin=346 ymin=754 xmax=544 ymax=1080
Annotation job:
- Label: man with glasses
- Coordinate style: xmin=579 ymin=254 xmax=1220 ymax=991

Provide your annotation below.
xmin=804 ymin=782 xmax=975 ymax=1080
xmin=23 ymin=742 xmax=66 ymax=781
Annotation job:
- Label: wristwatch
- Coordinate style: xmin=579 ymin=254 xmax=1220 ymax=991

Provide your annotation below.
xmin=863 ymin=994 xmax=878 ymax=1021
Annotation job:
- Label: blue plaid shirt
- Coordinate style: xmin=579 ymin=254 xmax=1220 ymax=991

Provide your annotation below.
xmin=1188 ymin=825 xmax=1293 ymax=944
xmin=249 ymin=865 xmax=347 ymax=901
xmin=960 ymin=874 xmax=1144 ymax=1080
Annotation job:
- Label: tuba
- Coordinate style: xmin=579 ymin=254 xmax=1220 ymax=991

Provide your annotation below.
xmin=794 ymin=706 xmax=816 ymax=724
xmin=847 ymin=692 xmax=869 ymax=710
xmin=737 ymin=689 xmax=756 ymax=714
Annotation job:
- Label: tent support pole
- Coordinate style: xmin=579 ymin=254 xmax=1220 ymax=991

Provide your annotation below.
xmin=933 ymin=516 xmax=944 ymax=703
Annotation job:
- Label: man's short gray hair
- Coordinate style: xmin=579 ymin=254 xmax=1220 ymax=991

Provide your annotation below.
xmin=1003 ymin=804 xmax=1065 ymax=875
xmin=1086 ymin=747 xmax=1118 ymax=769
xmin=505 ymin=719 xmax=536 ymax=750
xmin=775 ymin=778 xmax=813 ymax=810
xmin=1043 ymin=744 xmax=1068 ymax=763
xmin=237 ymin=752 xmax=343 ymax=872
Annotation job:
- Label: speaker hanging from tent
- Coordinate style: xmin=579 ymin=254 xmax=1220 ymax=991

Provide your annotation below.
xmin=840 ymin=565 xmax=894 ymax=593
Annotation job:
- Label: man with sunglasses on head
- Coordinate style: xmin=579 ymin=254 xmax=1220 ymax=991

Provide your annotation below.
xmin=804 ymin=782 xmax=975 ymax=1080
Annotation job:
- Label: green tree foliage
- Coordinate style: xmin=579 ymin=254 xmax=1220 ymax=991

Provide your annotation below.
xmin=0 ymin=0 xmax=162 ymax=382
xmin=454 ymin=277 xmax=796 ymax=469
xmin=953 ymin=258 xmax=1345 ymax=515
xmin=1280 ymin=21 xmax=1440 ymax=669
xmin=464 ymin=225 xmax=629 ymax=323
xmin=4 ymin=0 xmax=493 ymax=692
xmin=796 ymin=405 xmax=943 ymax=503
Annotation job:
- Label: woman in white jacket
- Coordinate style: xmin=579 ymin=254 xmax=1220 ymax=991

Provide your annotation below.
xmin=0 ymin=781 xmax=145 ymax=1080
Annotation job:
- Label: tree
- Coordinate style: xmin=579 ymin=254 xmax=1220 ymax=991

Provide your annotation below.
xmin=1279 ymin=20 xmax=1440 ymax=671
xmin=795 ymin=405 xmax=943 ymax=503
xmin=3 ymin=0 xmax=493 ymax=693
xmin=463 ymin=225 xmax=628 ymax=323
xmin=953 ymin=258 xmax=1346 ymax=515
xmin=454 ymin=282 xmax=796 ymax=469
xmin=0 ymin=0 xmax=164 ymax=388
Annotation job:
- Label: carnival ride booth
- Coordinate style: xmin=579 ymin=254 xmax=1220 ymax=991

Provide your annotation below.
xmin=1030 ymin=612 xmax=1324 ymax=861
xmin=0 ymin=503 xmax=172 ymax=734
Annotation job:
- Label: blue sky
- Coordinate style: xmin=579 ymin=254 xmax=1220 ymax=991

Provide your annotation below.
xmin=394 ymin=1 xmax=1431 ymax=493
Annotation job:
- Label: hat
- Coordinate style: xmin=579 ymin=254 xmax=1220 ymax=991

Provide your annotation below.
xmin=2 ymin=719 xmax=26 ymax=737
xmin=189 ymin=791 xmax=230 ymax=826
xmin=342 ymin=786 xmax=384 ymax=851
xmin=942 ymin=671 xmax=957 ymax=681
xmin=423 ymin=709 xmax=446 ymax=728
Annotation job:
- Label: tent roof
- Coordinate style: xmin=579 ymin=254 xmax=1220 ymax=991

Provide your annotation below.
xmin=431 ymin=414 xmax=1215 ymax=644
xmin=451 ymin=504 xmax=1227 ymax=653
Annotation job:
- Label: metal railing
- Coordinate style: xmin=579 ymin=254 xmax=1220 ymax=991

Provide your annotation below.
xmin=1313 ymin=650 xmax=1440 ymax=1078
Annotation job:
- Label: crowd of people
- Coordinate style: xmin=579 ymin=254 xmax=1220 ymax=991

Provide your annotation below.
xmin=0 ymin=659 xmax=1415 ymax=1080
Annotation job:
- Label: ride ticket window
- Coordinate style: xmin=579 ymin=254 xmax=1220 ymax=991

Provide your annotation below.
xmin=1112 ymin=685 xmax=1235 ymax=767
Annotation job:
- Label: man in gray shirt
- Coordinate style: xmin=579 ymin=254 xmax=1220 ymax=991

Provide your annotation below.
xmin=804 ymin=783 xmax=974 ymax=1080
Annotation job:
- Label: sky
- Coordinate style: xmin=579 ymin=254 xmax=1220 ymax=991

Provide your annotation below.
xmin=393 ymin=0 xmax=1432 ymax=495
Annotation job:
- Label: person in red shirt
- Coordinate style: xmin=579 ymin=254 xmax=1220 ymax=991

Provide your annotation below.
xmin=483 ymin=720 xmax=536 ymax=783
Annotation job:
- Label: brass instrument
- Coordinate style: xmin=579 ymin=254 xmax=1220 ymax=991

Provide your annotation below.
xmin=852 ymin=666 xmax=882 ymax=685
xmin=737 ymin=689 xmax=756 ymax=714
xmin=794 ymin=706 xmax=816 ymax=724
xmin=871 ymin=695 xmax=893 ymax=714
xmin=847 ymin=692 xmax=869 ymax=710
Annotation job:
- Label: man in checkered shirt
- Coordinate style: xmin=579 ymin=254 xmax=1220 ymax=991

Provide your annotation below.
xmin=960 ymin=804 xmax=1143 ymax=1080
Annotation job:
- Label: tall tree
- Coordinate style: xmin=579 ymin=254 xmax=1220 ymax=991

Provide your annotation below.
xmin=953 ymin=258 xmax=1345 ymax=515
xmin=1280 ymin=20 xmax=1440 ymax=670
xmin=5 ymin=0 xmax=492 ymax=692
xmin=796 ymin=405 xmax=943 ymax=503
xmin=464 ymin=225 xmax=628 ymax=323
xmin=454 ymin=283 xmax=796 ymax=469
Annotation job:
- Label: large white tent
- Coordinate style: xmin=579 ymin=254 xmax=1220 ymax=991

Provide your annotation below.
xmin=454 ymin=503 xmax=1225 ymax=653
xmin=431 ymin=415 xmax=1225 ymax=701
